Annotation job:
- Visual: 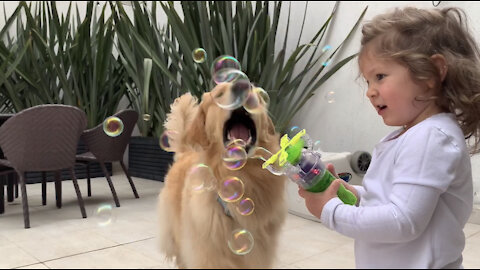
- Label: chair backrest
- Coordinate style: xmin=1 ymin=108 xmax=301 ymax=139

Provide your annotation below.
xmin=0 ymin=104 xmax=87 ymax=172
xmin=81 ymin=109 xmax=138 ymax=162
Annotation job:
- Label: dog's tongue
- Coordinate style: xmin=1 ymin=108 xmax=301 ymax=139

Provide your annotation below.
xmin=229 ymin=124 xmax=250 ymax=141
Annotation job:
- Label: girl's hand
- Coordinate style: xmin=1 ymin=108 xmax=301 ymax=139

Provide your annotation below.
xmin=326 ymin=163 xmax=359 ymax=202
xmin=297 ymin=163 xmax=360 ymax=218
xmin=298 ymin=179 xmax=345 ymax=219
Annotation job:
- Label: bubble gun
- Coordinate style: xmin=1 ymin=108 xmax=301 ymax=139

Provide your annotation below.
xmin=262 ymin=129 xmax=357 ymax=205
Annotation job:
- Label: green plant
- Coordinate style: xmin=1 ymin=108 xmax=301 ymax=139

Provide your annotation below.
xmin=0 ymin=1 xmax=128 ymax=128
xmin=112 ymin=1 xmax=183 ymax=137
xmin=158 ymin=1 xmax=367 ymax=133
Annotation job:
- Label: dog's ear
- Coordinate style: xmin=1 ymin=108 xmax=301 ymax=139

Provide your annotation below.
xmin=185 ymin=102 xmax=210 ymax=148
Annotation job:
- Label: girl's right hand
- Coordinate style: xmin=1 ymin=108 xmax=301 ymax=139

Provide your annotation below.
xmin=326 ymin=163 xmax=360 ymax=204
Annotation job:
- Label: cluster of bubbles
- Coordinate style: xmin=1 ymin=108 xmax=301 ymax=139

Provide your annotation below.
xmin=157 ymin=52 xmax=291 ymax=256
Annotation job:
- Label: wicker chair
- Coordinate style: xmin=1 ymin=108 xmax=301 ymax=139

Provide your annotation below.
xmin=76 ymin=109 xmax=139 ymax=207
xmin=0 ymin=104 xmax=88 ymax=228
xmin=0 ymin=168 xmax=15 ymax=214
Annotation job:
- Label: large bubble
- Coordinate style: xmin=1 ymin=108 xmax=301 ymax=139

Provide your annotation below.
xmin=211 ymin=77 xmax=251 ymax=110
xmin=211 ymin=55 xmax=241 ymax=84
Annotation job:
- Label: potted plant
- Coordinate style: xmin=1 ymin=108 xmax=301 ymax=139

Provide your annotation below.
xmin=159 ymin=1 xmax=367 ymax=133
xmin=0 ymin=1 xmax=127 ymax=182
xmin=108 ymin=1 xmax=366 ymax=181
xmin=112 ymin=1 xmax=179 ymax=181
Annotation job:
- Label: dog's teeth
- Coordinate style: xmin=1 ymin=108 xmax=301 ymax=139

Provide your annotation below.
xmin=228 ymin=133 xmax=232 ymax=141
xmin=247 ymin=137 xmax=252 ymax=145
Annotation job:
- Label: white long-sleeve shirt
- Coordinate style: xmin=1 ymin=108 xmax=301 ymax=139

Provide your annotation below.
xmin=321 ymin=113 xmax=473 ymax=269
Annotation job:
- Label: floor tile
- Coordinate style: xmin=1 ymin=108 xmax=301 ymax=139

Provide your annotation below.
xmin=1 ymin=176 xmax=480 ymax=269
xmin=0 ymin=243 xmax=40 ymax=268
xmin=16 ymin=263 xmax=50 ymax=269
xmin=42 ymin=245 xmax=160 ymax=269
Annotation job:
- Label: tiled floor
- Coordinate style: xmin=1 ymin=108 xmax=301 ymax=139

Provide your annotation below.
xmin=1 ymin=172 xmax=480 ymax=269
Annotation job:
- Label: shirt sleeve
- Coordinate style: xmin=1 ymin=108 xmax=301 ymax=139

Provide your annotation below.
xmin=321 ymin=127 xmax=462 ymax=243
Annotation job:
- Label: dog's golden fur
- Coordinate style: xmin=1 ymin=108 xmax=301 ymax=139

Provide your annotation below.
xmin=157 ymin=83 xmax=287 ymax=268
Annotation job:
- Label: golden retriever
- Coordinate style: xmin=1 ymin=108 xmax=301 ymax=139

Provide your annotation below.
xmin=157 ymin=82 xmax=287 ymax=268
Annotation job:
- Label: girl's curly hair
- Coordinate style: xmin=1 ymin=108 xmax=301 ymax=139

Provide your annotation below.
xmin=359 ymin=7 xmax=480 ymax=154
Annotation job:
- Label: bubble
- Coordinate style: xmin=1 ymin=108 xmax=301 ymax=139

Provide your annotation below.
xmin=312 ymin=140 xmax=322 ymax=152
xmin=225 ymin=139 xmax=247 ymax=149
xmin=211 ymin=55 xmax=241 ymax=84
xmin=322 ymin=59 xmax=332 ymax=67
xmin=322 ymin=45 xmax=332 ymax=52
xmin=212 ymin=77 xmax=251 ymax=110
xmin=222 ymin=146 xmax=248 ymax=170
xmin=236 ymin=197 xmax=255 ymax=216
xmin=265 ymin=161 xmax=286 ymax=176
xmin=188 ymin=164 xmax=217 ymax=192
xmin=94 ymin=204 xmax=115 ymax=227
xmin=243 ymin=87 xmax=269 ymax=114
xmin=228 ymin=229 xmax=254 ymax=255
xmin=103 ymin=116 xmax=124 ymax=137
xmin=192 ymin=48 xmax=207 ymax=63
xmin=218 ymin=176 xmax=245 ymax=203
xmin=247 ymin=146 xmax=273 ymax=162
xmin=325 ymin=91 xmax=336 ymax=104
xmin=288 ymin=126 xmax=302 ymax=139
xmin=143 ymin=114 xmax=151 ymax=122
xmin=159 ymin=130 xmax=177 ymax=152
xmin=255 ymin=87 xmax=270 ymax=108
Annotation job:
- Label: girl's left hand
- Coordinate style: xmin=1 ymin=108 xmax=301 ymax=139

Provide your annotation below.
xmin=298 ymin=179 xmax=344 ymax=219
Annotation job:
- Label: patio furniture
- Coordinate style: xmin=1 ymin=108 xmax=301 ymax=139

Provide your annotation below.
xmin=0 ymin=114 xmax=16 ymax=214
xmin=0 ymin=167 xmax=15 ymax=214
xmin=0 ymin=104 xmax=88 ymax=228
xmin=76 ymin=109 xmax=139 ymax=207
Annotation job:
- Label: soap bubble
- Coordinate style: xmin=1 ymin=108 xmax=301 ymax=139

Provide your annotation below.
xmin=322 ymin=59 xmax=332 ymax=67
xmin=222 ymin=146 xmax=248 ymax=170
xmin=225 ymin=139 xmax=247 ymax=149
xmin=188 ymin=163 xmax=217 ymax=192
xmin=103 ymin=116 xmax=124 ymax=137
xmin=218 ymin=176 xmax=245 ymax=203
xmin=94 ymin=204 xmax=115 ymax=227
xmin=159 ymin=130 xmax=177 ymax=152
xmin=288 ymin=126 xmax=302 ymax=139
xmin=212 ymin=76 xmax=251 ymax=110
xmin=228 ymin=229 xmax=254 ymax=255
xmin=211 ymin=55 xmax=241 ymax=84
xmin=322 ymin=45 xmax=332 ymax=52
xmin=143 ymin=114 xmax=151 ymax=122
xmin=312 ymin=140 xmax=322 ymax=152
xmin=247 ymin=146 xmax=273 ymax=162
xmin=243 ymin=87 xmax=270 ymax=114
xmin=236 ymin=197 xmax=255 ymax=216
xmin=325 ymin=91 xmax=336 ymax=104
xmin=192 ymin=48 xmax=207 ymax=63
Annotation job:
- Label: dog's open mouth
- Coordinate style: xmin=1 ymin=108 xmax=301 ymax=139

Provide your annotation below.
xmin=223 ymin=107 xmax=257 ymax=149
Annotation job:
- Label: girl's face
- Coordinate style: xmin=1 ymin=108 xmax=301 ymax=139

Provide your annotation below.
xmin=359 ymin=47 xmax=442 ymax=130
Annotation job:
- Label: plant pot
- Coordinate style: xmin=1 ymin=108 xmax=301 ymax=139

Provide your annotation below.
xmin=128 ymin=136 xmax=174 ymax=181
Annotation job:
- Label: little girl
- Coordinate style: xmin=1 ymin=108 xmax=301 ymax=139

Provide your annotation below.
xmin=299 ymin=6 xmax=480 ymax=268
